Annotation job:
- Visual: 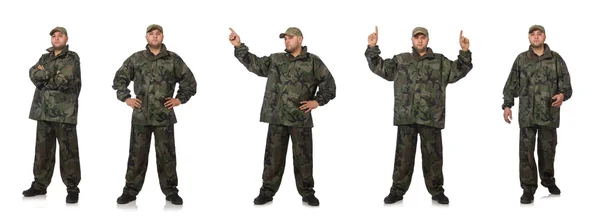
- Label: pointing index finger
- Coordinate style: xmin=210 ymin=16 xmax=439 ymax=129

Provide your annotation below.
xmin=460 ymin=30 xmax=463 ymax=37
xmin=229 ymin=27 xmax=236 ymax=34
xmin=375 ymin=26 xmax=378 ymax=34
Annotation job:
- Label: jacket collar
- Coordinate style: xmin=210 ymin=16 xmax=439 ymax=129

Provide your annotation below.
xmin=285 ymin=46 xmax=309 ymax=61
xmin=144 ymin=43 xmax=169 ymax=60
xmin=527 ymin=43 xmax=552 ymax=60
xmin=411 ymin=46 xmax=435 ymax=60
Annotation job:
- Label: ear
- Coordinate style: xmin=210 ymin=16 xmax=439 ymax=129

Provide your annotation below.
xmin=298 ymin=36 xmax=304 ymax=42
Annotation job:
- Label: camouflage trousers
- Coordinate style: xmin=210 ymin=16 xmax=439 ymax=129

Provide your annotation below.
xmin=390 ymin=124 xmax=444 ymax=196
xmin=520 ymin=125 xmax=557 ymax=193
xmin=259 ymin=124 xmax=315 ymax=197
xmin=122 ymin=124 xmax=178 ymax=197
xmin=31 ymin=120 xmax=81 ymax=193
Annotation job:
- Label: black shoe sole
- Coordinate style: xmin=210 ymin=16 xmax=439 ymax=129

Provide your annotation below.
xmin=520 ymin=199 xmax=533 ymax=204
xmin=23 ymin=191 xmax=47 ymax=197
xmin=302 ymin=198 xmax=319 ymax=206
xmin=254 ymin=197 xmax=273 ymax=205
xmin=384 ymin=197 xmax=403 ymax=204
xmin=117 ymin=197 xmax=136 ymax=204
xmin=432 ymin=195 xmax=449 ymax=205
xmin=433 ymin=199 xmax=449 ymax=205
xmin=166 ymin=197 xmax=183 ymax=205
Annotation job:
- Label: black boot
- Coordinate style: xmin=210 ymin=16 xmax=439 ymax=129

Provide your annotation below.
xmin=302 ymin=194 xmax=320 ymax=206
xmin=432 ymin=193 xmax=449 ymax=204
xmin=520 ymin=192 xmax=534 ymax=204
xmin=166 ymin=193 xmax=183 ymax=205
xmin=384 ymin=192 xmax=403 ymax=204
xmin=117 ymin=193 xmax=137 ymax=204
xmin=253 ymin=193 xmax=273 ymax=205
xmin=547 ymin=185 xmax=561 ymax=195
xmin=22 ymin=184 xmax=46 ymax=197
xmin=66 ymin=192 xmax=79 ymax=203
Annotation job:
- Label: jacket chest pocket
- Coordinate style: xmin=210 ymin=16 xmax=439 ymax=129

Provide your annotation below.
xmin=540 ymin=59 xmax=558 ymax=82
xmin=275 ymin=61 xmax=301 ymax=84
xmin=423 ymin=60 xmax=441 ymax=73
xmin=155 ymin=60 xmax=176 ymax=84
xmin=294 ymin=61 xmax=317 ymax=85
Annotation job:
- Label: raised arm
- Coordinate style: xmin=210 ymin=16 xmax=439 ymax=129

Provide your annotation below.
xmin=230 ymin=27 xmax=271 ymax=77
xmin=364 ymin=26 xmax=398 ymax=81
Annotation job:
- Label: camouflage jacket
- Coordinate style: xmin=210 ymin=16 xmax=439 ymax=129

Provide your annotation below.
xmin=502 ymin=44 xmax=572 ymax=128
xmin=234 ymin=43 xmax=336 ymax=128
xmin=29 ymin=45 xmax=81 ymax=124
xmin=112 ymin=44 xmax=197 ymax=126
xmin=365 ymin=46 xmax=473 ymax=129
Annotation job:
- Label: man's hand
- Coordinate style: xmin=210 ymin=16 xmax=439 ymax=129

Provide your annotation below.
xmin=459 ymin=30 xmax=470 ymax=51
xmin=551 ymin=93 xmax=564 ymax=107
xmin=368 ymin=26 xmax=378 ymax=48
xmin=164 ymin=97 xmax=181 ymax=110
xmin=503 ymin=107 xmax=512 ymax=124
xmin=299 ymin=100 xmax=319 ymax=114
xmin=229 ymin=27 xmax=241 ymax=47
xmin=126 ymin=98 xmax=142 ymax=109
xmin=37 ymin=65 xmax=45 ymax=70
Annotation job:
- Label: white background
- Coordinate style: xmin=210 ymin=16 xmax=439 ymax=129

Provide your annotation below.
xmin=0 ymin=0 xmax=597 ymax=223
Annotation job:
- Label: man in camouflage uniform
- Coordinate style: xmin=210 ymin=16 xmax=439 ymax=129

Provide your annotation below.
xmin=502 ymin=25 xmax=572 ymax=204
xmin=112 ymin=24 xmax=197 ymax=205
xmin=228 ymin=27 xmax=336 ymax=206
xmin=365 ymin=26 xmax=472 ymax=205
xmin=24 ymin=26 xmax=82 ymax=204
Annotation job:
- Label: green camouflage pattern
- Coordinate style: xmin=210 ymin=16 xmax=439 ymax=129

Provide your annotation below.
xmin=259 ymin=124 xmax=315 ymax=197
xmin=112 ymin=44 xmax=197 ymax=126
xmin=519 ymin=125 xmax=557 ymax=193
xmin=50 ymin=27 xmax=68 ymax=36
xmin=279 ymin=27 xmax=303 ymax=38
xmin=29 ymin=45 xmax=81 ymax=124
xmin=365 ymin=46 xmax=473 ymax=129
xmin=122 ymin=124 xmax=179 ymax=196
xmin=390 ymin=124 xmax=444 ymax=196
xmin=30 ymin=120 xmax=81 ymax=193
xmin=233 ymin=43 xmax=336 ymax=128
xmin=502 ymin=44 xmax=573 ymax=128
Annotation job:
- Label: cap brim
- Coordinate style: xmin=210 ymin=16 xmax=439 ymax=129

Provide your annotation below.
xmin=529 ymin=28 xmax=543 ymax=33
xmin=147 ymin=27 xmax=162 ymax=33
xmin=279 ymin=33 xmax=287 ymax=38
xmin=413 ymin=32 xmax=427 ymax=37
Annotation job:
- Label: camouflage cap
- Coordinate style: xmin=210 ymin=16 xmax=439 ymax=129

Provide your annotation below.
xmin=146 ymin=24 xmax=163 ymax=33
xmin=50 ymin=26 xmax=67 ymax=36
xmin=279 ymin=27 xmax=303 ymax=38
xmin=528 ymin=24 xmax=545 ymax=34
xmin=412 ymin=27 xmax=428 ymax=37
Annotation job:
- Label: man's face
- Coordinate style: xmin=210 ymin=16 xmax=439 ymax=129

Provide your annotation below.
xmin=528 ymin=30 xmax=546 ymax=48
xmin=146 ymin=29 xmax=164 ymax=47
xmin=51 ymin=31 xmax=68 ymax=50
xmin=412 ymin=34 xmax=429 ymax=52
xmin=284 ymin=35 xmax=302 ymax=52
